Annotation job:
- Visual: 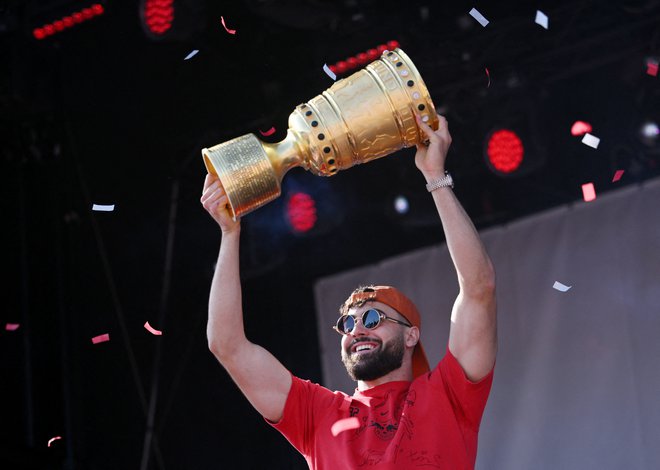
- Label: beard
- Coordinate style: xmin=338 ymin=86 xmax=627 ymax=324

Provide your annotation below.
xmin=341 ymin=334 xmax=405 ymax=381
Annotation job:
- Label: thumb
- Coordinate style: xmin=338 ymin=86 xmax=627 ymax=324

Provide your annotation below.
xmin=415 ymin=114 xmax=436 ymax=141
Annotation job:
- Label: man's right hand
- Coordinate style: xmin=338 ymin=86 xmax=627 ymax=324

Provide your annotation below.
xmin=201 ymin=173 xmax=240 ymax=234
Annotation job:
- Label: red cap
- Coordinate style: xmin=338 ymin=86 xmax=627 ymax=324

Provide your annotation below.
xmin=340 ymin=285 xmax=430 ymax=379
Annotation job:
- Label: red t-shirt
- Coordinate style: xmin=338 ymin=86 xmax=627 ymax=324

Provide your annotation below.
xmin=270 ymin=346 xmax=494 ymax=469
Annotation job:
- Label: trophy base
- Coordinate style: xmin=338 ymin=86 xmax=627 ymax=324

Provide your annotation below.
xmin=203 ymin=134 xmax=281 ymax=220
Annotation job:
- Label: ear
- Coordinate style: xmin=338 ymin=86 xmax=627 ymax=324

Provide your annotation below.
xmin=405 ymin=326 xmax=420 ymax=348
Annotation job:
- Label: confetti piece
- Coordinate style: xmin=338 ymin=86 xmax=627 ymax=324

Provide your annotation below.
xmin=581 ymin=182 xmax=596 ymax=202
xmin=47 ymin=436 xmax=62 ymax=447
xmin=553 ymin=281 xmax=572 ymax=292
xmin=485 ymin=67 xmax=491 ymax=87
xmin=571 ymin=120 xmax=592 ymax=136
xmin=5 ymin=323 xmax=20 ymax=331
xmin=259 ymin=127 xmax=276 ymax=136
xmin=647 ymin=60 xmax=658 ymax=77
xmin=612 ymin=170 xmax=624 ymax=182
xmin=469 ymin=8 xmax=489 ymax=27
xmin=323 ymin=63 xmax=337 ymax=81
xmin=581 ymin=133 xmax=600 ymax=149
xmin=331 ymin=417 xmax=360 ymax=437
xmin=92 ymin=204 xmax=115 ymax=212
xmin=91 ymin=333 xmax=110 ymax=344
xmin=144 ymin=321 xmax=163 ymax=336
xmin=535 ymin=10 xmax=549 ymax=29
xmin=184 ymin=50 xmax=199 ymax=61
xmin=220 ymin=16 xmax=236 ymax=35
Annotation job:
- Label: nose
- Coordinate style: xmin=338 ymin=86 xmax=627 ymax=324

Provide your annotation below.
xmin=348 ymin=316 xmax=370 ymax=337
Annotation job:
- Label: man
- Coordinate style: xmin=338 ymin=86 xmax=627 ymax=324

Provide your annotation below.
xmin=201 ymin=113 xmax=497 ymax=469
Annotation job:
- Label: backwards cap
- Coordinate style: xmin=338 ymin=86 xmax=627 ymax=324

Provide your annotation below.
xmin=340 ymin=285 xmax=430 ymax=379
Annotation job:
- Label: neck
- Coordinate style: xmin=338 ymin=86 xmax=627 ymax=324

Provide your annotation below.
xmin=356 ymin=364 xmax=413 ymax=391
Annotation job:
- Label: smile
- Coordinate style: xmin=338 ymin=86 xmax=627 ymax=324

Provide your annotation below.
xmin=351 ymin=341 xmax=380 ymax=354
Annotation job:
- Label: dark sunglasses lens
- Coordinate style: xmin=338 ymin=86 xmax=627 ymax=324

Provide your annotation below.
xmin=339 ymin=315 xmax=355 ymax=334
xmin=363 ymin=309 xmax=381 ymax=329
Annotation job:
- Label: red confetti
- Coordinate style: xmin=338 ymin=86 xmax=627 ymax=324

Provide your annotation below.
xmin=612 ymin=170 xmax=624 ymax=182
xmin=647 ymin=60 xmax=658 ymax=77
xmin=571 ymin=120 xmax=592 ymax=136
xmin=220 ymin=16 xmax=236 ymax=35
xmin=581 ymin=183 xmax=596 ymax=202
xmin=5 ymin=323 xmax=20 ymax=331
xmin=259 ymin=127 xmax=276 ymax=136
xmin=485 ymin=67 xmax=491 ymax=88
xmin=144 ymin=321 xmax=163 ymax=336
xmin=331 ymin=417 xmax=360 ymax=437
xmin=91 ymin=333 xmax=110 ymax=344
xmin=47 ymin=436 xmax=62 ymax=447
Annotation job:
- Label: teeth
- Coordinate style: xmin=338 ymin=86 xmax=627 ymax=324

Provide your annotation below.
xmin=356 ymin=344 xmax=374 ymax=352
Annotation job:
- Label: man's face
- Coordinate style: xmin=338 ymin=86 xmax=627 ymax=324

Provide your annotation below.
xmin=340 ymin=302 xmax=407 ymax=381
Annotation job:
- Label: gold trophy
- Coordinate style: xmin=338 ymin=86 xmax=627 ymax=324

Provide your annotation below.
xmin=202 ymin=48 xmax=438 ymax=219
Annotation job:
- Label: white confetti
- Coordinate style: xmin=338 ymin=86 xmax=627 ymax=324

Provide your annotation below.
xmin=92 ymin=204 xmax=115 ymax=212
xmin=323 ymin=63 xmax=336 ymax=81
xmin=184 ymin=50 xmax=199 ymax=60
xmin=535 ymin=10 xmax=549 ymax=29
xmin=553 ymin=281 xmax=572 ymax=292
xmin=581 ymin=133 xmax=600 ymax=149
xmin=469 ymin=8 xmax=489 ymax=27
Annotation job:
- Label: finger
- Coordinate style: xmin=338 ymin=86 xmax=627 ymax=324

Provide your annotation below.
xmin=415 ymin=114 xmax=438 ymax=141
xmin=209 ymin=199 xmax=222 ymax=215
xmin=202 ymin=180 xmax=221 ymax=199
xmin=201 ymin=188 xmax=215 ymax=204
xmin=203 ymin=173 xmax=217 ymax=192
xmin=210 ymin=195 xmax=229 ymax=216
xmin=201 ymin=185 xmax=223 ymax=206
xmin=434 ymin=117 xmax=451 ymax=141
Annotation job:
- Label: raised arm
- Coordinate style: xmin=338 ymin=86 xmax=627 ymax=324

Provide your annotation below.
xmin=415 ymin=115 xmax=497 ymax=382
xmin=201 ymin=174 xmax=292 ymax=422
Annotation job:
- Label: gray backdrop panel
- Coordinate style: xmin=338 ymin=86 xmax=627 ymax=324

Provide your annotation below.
xmin=313 ymin=178 xmax=660 ymax=470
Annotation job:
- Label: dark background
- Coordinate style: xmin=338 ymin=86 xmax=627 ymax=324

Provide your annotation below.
xmin=1 ymin=0 xmax=659 ymax=468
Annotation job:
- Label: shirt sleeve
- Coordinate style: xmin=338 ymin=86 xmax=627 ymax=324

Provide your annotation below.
xmin=433 ymin=345 xmax=495 ymax=431
xmin=267 ymin=374 xmax=342 ymax=456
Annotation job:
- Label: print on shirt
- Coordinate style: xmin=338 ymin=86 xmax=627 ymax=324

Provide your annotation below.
xmin=356 ymin=445 xmax=445 ymax=468
xmin=349 ymin=389 xmax=417 ymax=443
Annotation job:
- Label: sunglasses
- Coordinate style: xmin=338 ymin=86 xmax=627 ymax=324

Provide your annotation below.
xmin=333 ymin=308 xmax=412 ymax=335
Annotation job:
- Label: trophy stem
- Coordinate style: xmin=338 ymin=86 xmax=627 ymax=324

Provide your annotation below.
xmin=262 ymin=129 xmax=309 ymax=181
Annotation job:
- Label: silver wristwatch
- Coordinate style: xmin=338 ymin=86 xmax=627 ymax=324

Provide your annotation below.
xmin=425 ymin=171 xmax=454 ymax=192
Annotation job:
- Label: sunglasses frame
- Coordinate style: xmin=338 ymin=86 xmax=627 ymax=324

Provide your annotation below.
xmin=333 ymin=308 xmax=412 ymax=335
